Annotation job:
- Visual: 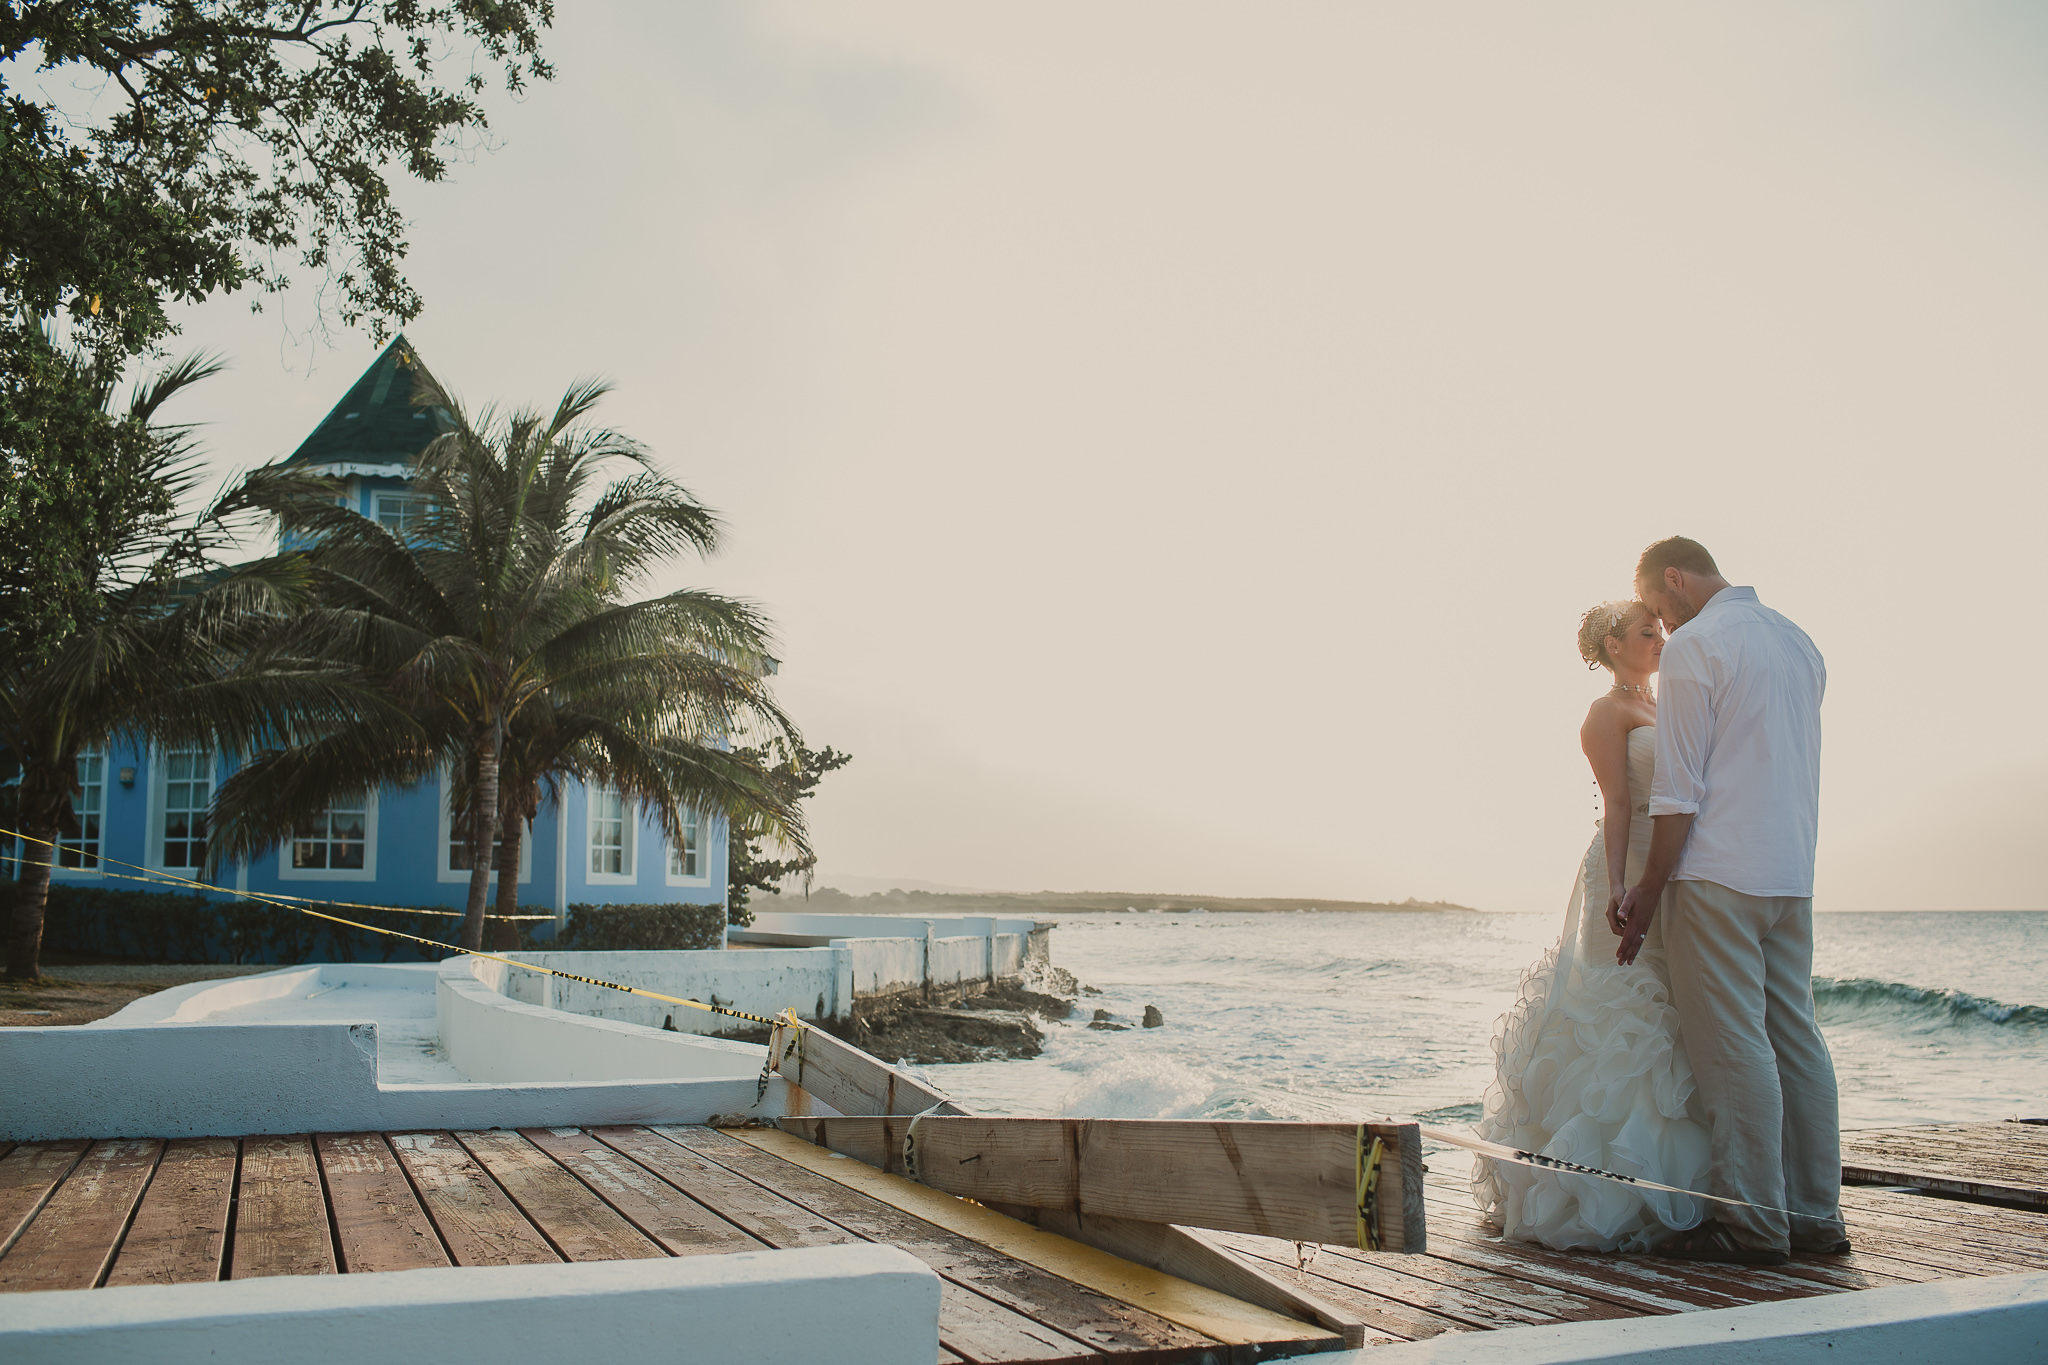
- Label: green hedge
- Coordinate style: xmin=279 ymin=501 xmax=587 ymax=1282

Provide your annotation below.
xmin=13 ymin=883 xmax=550 ymax=965
xmin=554 ymin=902 xmax=726 ymax=952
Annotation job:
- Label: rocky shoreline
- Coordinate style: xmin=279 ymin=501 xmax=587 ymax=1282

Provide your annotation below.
xmin=814 ymin=968 xmax=1164 ymax=1065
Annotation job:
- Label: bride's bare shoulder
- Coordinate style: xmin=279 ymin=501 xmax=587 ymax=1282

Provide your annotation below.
xmin=1580 ymin=694 xmax=1629 ymax=740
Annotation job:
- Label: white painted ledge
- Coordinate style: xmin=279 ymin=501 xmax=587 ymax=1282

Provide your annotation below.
xmin=0 ymin=1020 xmax=812 ymax=1140
xmin=1307 ymin=1269 xmax=2048 ymax=1363
xmin=0 ymin=1245 xmax=940 ymax=1365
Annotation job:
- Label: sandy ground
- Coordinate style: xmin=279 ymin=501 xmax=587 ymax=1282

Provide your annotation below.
xmin=0 ymin=962 xmax=277 ymax=1027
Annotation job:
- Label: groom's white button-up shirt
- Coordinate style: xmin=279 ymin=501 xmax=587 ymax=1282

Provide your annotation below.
xmin=1650 ymin=586 xmax=1826 ymax=898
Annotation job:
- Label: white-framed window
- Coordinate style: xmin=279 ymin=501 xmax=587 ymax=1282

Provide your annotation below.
xmin=436 ymin=768 xmax=532 ymax=884
xmin=281 ymin=793 xmax=377 ymax=881
xmin=151 ymin=745 xmax=213 ymax=873
xmin=54 ymin=746 xmax=107 ymax=874
xmin=665 ymin=810 xmax=705 ymax=884
xmin=373 ymin=493 xmax=433 ymax=538
xmin=587 ymin=787 xmax=636 ymax=883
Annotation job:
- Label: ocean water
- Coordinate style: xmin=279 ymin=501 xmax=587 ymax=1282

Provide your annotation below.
xmin=922 ymin=910 xmax=2048 ymax=1132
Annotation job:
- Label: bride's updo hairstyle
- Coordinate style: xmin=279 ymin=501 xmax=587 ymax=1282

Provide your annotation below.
xmin=1578 ymin=599 xmax=1645 ymax=672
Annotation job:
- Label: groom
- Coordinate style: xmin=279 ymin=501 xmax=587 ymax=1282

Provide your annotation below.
xmin=1613 ymin=536 xmax=1848 ymax=1264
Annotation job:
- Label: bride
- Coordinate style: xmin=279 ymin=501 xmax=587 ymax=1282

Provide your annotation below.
xmin=1471 ymin=600 xmax=1710 ymax=1251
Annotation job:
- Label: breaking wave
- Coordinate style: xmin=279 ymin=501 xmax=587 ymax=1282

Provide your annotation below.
xmin=1812 ymin=976 xmax=2048 ymax=1030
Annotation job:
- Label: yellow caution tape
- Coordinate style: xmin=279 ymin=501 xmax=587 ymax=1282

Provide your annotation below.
xmin=0 ymin=826 xmax=794 ymax=1030
xmin=1356 ymin=1129 xmax=1384 ymax=1252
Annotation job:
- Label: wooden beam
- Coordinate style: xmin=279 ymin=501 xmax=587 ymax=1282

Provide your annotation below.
xmin=725 ymin=1125 xmax=1338 ymax=1351
xmin=1032 ymin=1208 xmax=1369 ymax=1348
xmin=777 ymin=1022 xmax=967 ymax=1119
xmin=777 ymin=1115 xmax=1427 ymax=1254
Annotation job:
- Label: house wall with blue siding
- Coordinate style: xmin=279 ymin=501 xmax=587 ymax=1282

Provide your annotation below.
xmin=43 ymin=737 xmax=730 ymax=936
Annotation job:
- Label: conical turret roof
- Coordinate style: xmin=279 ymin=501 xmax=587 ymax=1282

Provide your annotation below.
xmin=283 ymin=335 xmax=451 ymax=472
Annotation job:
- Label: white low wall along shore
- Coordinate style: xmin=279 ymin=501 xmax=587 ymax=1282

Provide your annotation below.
xmin=1310 ymin=1269 xmax=2048 ymax=1363
xmin=523 ymin=910 xmax=1048 ymax=1035
xmin=0 ymin=912 xmax=1050 ymax=1141
xmin=0 ymin=1245 xmax=941 ymax=1365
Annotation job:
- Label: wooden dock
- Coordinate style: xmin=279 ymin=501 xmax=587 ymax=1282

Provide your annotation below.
xmin=5 ymin=1120 xmax=2045 ymax=1360
xmin=1841 ymin=1121 xmax=2048 ymax=1209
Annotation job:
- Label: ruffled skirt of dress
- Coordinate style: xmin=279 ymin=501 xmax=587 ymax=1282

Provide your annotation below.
xmin=1469 ymin=832 xmax=1710 ymax=1251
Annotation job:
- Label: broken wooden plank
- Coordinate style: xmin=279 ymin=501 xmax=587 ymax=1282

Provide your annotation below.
xmin=721 ymin=1124 xmax=1338 ymax=1351
xmin=455 ymin=1129 xmax=663 ymax=1263
xmin=668 ymin=1124 xmax=1227 ymax=1358
xmin=0 ymin=1140 xmax=88 ymax=1258
xmin=521 ymin=1127 xmax=766 ymax=1257
xmin=0 ymin=1138 xmax=161 ymax=1292
xmin=777 ymin=1023 xmax=967 ymax=1118
xmin=779 ymin=1114 xmax=1426 ymax=1252
xmin=387 ymin=1131 xmax=559 ymax=1267
xmin=316 ymin=1133 xmax=449 ymax=1273
xmin=104 ymin=1137 xmax=237 ymax=1287
xmin=229 ymin=1135 xmax=334 ymax=1279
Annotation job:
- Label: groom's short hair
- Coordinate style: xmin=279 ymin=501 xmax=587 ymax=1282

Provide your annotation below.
xmin=1636 ymin=537 xmax=1719 ymax=584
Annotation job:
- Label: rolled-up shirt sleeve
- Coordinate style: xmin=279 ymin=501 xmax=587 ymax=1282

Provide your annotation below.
xmin=1651 ymin=638 xmax=1710 ymax=816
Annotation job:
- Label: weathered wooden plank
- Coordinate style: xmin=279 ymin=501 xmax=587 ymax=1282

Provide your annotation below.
xmin=388 ymin=1131 xmax=559 ymax=1266
xmin=0 ymin=1140 xmax=89 ymax=1257
xmin=595 ymin=1127 xmax=861 ymax=1250
xmin=1840 ymin=1160 xmax=2046 ymax=1209
xmin=1031 ymin=1209 xmax=1368 ymax=1347
xmin=777 ymin=1023 xmax=967 ymax=1118
xmin=520 ymin=1127 xmax=766 ymax=1258
xmin=780 ymin=1114 xmax=1427 ymax=1252
xmin=315 ymin=1133 xmax=449 ymax=1274
xmin=230 ymin=1135 xmax=335 ymax=1279
xmin=598 ymin=1128 xmax=1105 ymax=1361
xmin=929 ymin=1279 xmax=1103 ymax=1365
xmin=1219 ymin=1240 xmax=1479 ymax=1343
xmin=1841 ymin=1198 xmax=2048 ymax=1263
xmin=716 ymin=1125 xmax=1337 ymax=1351
xmin=1844 ymin=1188 xmax=2048 ymax=1251
xmin=0 ymin=1139 xmax=161 ymax=1293
xmin=454 ymin=1130 xmax=662 ymax=1263
xmin=1841 ymin=1125 xmax=2048 ymax=1207
xmin=1419 ymin=1183 xmax=1883 ymax=1302
xmin=666 ymin=1124 xmax=1226 ymax=1357
xmin=105 ymin=1137 xmax=238 ymax=1286
xmin=1274 ymin=1231 xmax=1640 ymax=1327
xmin=1234 ymin=1228 xmax=1563 ymax=1333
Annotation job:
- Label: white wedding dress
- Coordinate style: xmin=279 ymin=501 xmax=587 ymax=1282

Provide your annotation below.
xmin=1471 ymin=725 xmax=1710 ymax=1251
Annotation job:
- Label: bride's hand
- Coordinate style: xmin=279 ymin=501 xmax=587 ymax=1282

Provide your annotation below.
xmin=1605 ymin=893 xmax=1625 ymax=936
xmin=1614 ymin=883 xmax=1655 ymax=965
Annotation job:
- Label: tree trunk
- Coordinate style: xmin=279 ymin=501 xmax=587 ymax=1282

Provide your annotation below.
xmin=5 ymin=780 xmax=66 ymax=980
xmin=459 ymin=720 xmax=503 ymax=951
xmin=490 ymin=809 xmax=525 ymax=952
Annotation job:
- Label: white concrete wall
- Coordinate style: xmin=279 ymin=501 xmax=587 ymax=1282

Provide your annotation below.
xmin=0 ymin=1015 xmax=809 ymax=1141
xmin=1310 ymin=1269 xmax=2048 ymax=1363
xmin=436 ymin=957 xmax=764 ymax=1082
xmin=91 ymin=963 xmax=441 ymax=1026
xmin=842 ymin=936 xmax=925 ymax=997
xmin=504 ymin=947 xmax=845 ymax=1034
xmin=747 ymin=911 xmax=1040 ymax=939
xmin=0 ymin=1245 xmax=940 ymax=1365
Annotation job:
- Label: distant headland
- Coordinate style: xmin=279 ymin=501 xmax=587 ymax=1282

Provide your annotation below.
xmin=782 ymin=886 xmax=1483 ymax=916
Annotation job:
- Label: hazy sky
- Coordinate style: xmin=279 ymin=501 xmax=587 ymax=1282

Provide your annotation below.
xmin=146 ymin=3 xmax=2043 ymax=911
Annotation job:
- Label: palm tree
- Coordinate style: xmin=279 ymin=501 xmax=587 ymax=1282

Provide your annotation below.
xmin=213 ymin=376 xmax=807 ymax=950
xmin=1 ymin=351 xmax=411 ymax=979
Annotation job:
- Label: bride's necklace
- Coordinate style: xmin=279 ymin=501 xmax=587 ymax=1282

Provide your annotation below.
xmin=1611 ymin=683 xmax=1655 ymax=699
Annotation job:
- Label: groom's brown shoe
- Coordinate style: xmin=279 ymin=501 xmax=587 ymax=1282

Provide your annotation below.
xmin=1651 ymin=1219 xmax=1791 ymax=1266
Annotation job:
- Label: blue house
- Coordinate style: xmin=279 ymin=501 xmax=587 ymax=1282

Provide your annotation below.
xmin=39 ymin=338 xmax=728 ymax=939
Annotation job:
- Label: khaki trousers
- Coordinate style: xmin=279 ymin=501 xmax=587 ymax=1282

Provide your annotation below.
xmin=1661 ymin=879 xmax=1846 ymax=1251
